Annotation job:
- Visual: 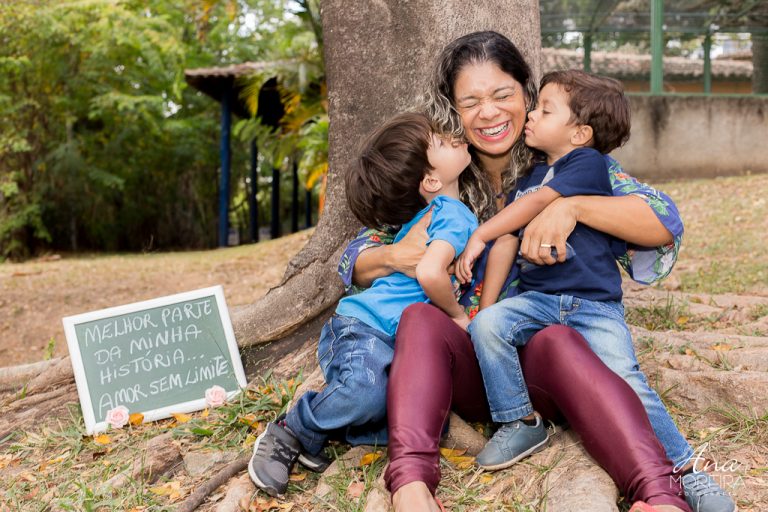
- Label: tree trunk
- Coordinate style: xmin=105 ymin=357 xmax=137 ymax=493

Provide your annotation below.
xmin=232 ymin=0 xmax=541 ymax=348
xmin=753 ymin=32 xmax=768 ymax=94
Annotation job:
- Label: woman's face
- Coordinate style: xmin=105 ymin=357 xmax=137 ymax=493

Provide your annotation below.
xmin=453 ymin=61 xmax=527 ymax=160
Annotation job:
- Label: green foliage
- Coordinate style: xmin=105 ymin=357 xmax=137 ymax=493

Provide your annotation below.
xmin=231 ymin=0 xmax=327 ymax=232
xmin=0 ymin=0 xmax=319 ymax=259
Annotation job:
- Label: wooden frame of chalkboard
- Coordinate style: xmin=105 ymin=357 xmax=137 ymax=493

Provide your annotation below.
xmin=62 ymin=286 xmax=247 ymax=434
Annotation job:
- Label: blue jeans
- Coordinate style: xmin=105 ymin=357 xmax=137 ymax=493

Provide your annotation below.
xmin=469 ymin=291 xmax=694 ymax=466
xmin=284 ymin=314 xmax=394 ymax=455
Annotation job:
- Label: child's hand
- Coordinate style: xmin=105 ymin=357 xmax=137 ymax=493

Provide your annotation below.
xmin=451 ymin=313 xmax=471 ymax=332
xmin=456 ymin=235 xmax=486 ymax=284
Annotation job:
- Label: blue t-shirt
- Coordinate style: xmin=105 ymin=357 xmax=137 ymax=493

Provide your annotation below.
xmin=336 ymin=196 xmax=478 ymax=336
xmin=513 ymin=147 xmax=626 ymax=302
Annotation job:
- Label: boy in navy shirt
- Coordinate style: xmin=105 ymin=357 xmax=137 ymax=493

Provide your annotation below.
xmin=456 ymin=70 xmax=692 ymax=476
xmin=249 ymin=112 xmax=478 ymax=497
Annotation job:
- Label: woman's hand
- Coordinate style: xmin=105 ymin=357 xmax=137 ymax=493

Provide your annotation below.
xmin=519 ymin=197 xmax=576 ymax=265
xmin=389 ymin=209 xmax=432 ymax=278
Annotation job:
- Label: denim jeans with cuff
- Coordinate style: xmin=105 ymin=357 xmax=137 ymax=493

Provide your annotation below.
xmin=284 ymin=314 xmax=394 ymax=455
xmin=469 ymin=290 xmax=694 ymax=466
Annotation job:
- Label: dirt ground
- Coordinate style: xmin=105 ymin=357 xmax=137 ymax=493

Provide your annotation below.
xmin=0 ymin=230 xmax=312 ymax=367
xmin=1 ymin=175 xmax=767 ymax=511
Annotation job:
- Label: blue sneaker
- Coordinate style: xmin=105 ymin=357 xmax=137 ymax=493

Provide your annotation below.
xmin=476 ymin=415 xmax=549 ymax=471
xmin=682 ymin=471 xmax=736 ymax=512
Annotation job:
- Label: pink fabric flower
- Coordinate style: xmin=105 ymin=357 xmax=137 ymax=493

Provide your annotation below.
xmin=205 ymin=385 xmax=227 ymax=407
xmin=105 ymin=405 xmax=130 ymax=429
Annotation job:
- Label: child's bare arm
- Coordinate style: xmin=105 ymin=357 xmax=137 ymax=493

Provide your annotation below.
xmin=479 ymin=234 xmax=519 ymax=310
xmin=457 ymin=186 xmax=561 ymax=280
xmin=416 ymin=240 xmax=470 ymax=331
xmin=476 ymin=186 xmax=561 ymax=243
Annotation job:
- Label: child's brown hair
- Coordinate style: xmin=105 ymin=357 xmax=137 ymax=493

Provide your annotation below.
xmin=345 ymin=112 xmax=436 ymax=228
xmin=541 ymin=70 xmax=631 ymax=153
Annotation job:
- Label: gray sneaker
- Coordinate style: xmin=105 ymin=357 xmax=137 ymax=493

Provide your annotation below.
xmin=248 ymin=422 xmax=302 ymax=497
xmin=476 ymin=415 xmax=549 ymax=471
xmin=682 ymin=471 xmax=736 ymax=512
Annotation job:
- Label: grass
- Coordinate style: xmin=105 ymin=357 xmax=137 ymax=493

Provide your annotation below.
xmin=2 ymin=174 xmax=768 ymax=510
xmin=0 ymin=373 xmax=302 ymax=511
xmin=664 ymin=174 xmax=768 ymax=295
xmin=625 ymin=294 xmax=692 ymax=331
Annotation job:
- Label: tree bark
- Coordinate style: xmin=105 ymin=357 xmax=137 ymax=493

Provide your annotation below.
xmin=753 ymin=32 xmax=768 ymax=94
xmin=232 ymin=0 xmax=541 ymax=348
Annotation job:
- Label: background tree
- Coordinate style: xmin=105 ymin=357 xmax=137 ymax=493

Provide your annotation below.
xmin=232 ymin=0 xmax=541 ymax=347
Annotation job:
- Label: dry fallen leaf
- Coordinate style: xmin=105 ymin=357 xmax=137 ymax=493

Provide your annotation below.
xmin=202 ymin=408 xmax=210 ymax=418
xmin=129 ymin=413 xmax=144 ymax=426
xmin=245 ymin=496 xmax=284 ymax=511
xmin=359 ymin=450 xmax=383 ymax=467
xmin=171 ymin=413 xmax=192 ymax=424
xmin=347 ymin=481 xmax=365 ymax=499
xmin=239 ymin=414 xmax=260 ymax=429
xmin=288 ymin=472 xmax=306 ymax=482
xmin=93 ymin=434 xmax=112 ymax=445
xmin=439 ymin=447 xmax=468 ymax=458
xmin=149 ymin=480 xmax=184 ymax=501
xmin=711 ymin=343 xmax=732 ymax=352
xmin=440 ymin=447 xmax=475 ymax=469
xmin=676 ymin=316 xmax=689 ymax=326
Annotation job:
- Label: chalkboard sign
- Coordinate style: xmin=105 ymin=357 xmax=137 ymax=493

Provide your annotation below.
xmin=62 ymin=286 xmax=247 ymax=434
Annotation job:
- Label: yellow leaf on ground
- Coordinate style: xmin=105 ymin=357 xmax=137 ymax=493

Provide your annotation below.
xmin=480 ymin=474 xmax=494 ymax=484
xmin=359 ymin=450 xmax=383 ymax=466
xmin=439 ymin=447 xmax=468 ymax=458
xmin=244 ymin=434 xmax=257 ymax=447
xmin=347 ymin=481 xmax=365 ymax=499
xmin=711 ymin=343 xmax=732 ymax=351
xmin=150 ymin=481 xmax=181 ymax=497
xmin=171 ymin=413 xmax=192 ymax=424
xmin=202 ymin=408 xmax=210 ymax=418
xmin=440 ymin=447 xmax=475 ymax=468
xmin=684 ymin=348 xmax=695 ymax=356
xmin=442 ymin=453 xmax=475 ymax=469
xmin=288 ymin=472 xmax=306 ymax=482
xmin=93 ymin=434 xmax=111 ymax=445
xmin=239 ymin=414 xmax=260 ymax=429
xmin=129 ymin=413 xmax=144 ymax=425
xmin=676 ymin=316 xmax=689 ymax=326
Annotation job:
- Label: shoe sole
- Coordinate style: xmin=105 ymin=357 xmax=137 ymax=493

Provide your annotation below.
xmin=248 ymin=429 xmax=285 ymax=498
xmin=297 ymin=453 xmax=329 ymax=472
xmin=477 ymin=435 xmax=550 ymax=471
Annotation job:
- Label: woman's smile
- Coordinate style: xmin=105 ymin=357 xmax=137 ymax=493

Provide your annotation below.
xmin=475 ymin=121 xmax=510 ymax=141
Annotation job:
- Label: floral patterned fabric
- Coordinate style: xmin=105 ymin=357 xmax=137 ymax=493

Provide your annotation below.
xmin=338 ymin=157 xmax=683 ymax=317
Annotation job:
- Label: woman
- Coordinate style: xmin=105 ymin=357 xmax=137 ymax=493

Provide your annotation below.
xmin=339 ymin=32 xmax=731 ymax=512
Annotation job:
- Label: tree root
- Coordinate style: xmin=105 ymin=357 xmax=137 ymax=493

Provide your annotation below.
xmin=0 ymin=358 xmax=61 ymax=391
xmin=176 ymin=453 xmax=250 ymax=512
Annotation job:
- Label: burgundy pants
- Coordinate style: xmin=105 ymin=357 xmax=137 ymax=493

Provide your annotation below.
xmin=384 ymin=303 xmax=689 ymax=510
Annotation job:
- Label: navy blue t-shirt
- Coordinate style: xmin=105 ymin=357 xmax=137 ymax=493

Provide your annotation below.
xmin=512 ymin=147 xmax=626 ymax=302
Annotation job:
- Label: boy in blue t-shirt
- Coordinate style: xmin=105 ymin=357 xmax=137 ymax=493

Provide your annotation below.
xmin=249 ymin=112 xmax=478 ymax=497
xmin=455 ymin=70 xmax=694 ymax=475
